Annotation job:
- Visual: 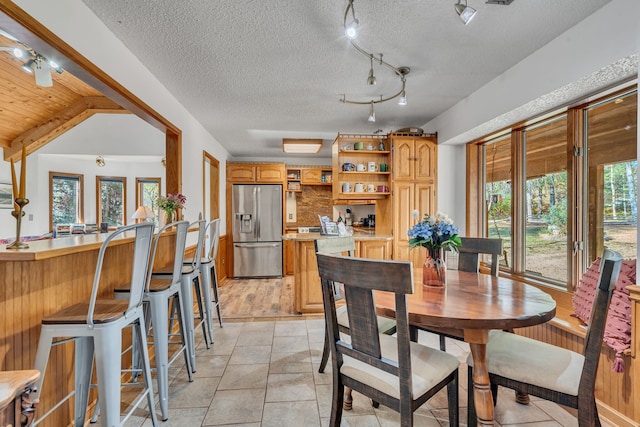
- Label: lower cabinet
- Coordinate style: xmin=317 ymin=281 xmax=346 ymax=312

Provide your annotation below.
xmin=284 ymin=237 xmax=294 ymax=275
xmin=294 ymin=237 xmax=392 ymax=313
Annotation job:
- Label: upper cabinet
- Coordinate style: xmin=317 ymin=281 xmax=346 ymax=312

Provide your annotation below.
xmin=391 ymin=134 xmax=437 ymax=181
xmin=332 ymin=134 xmax=391 ymax=200
xmin=301 ymin=168 xmax=332 ymax=185
xmin=227 ymin=163 xmax=285 ymax=183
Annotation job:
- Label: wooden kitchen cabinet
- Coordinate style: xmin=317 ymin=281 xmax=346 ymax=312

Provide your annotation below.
xmin=227 ymin=162 xmax=285 ymax=183
xmin=357 ymin=239 xmax=392 ymax=260
xmin=390 ymin=133 xmax=438 ymax=267
xmin=284 ymin=232 xmax=296 ymax=275
xmin=301 ymin=167 xmax=332 ymax=185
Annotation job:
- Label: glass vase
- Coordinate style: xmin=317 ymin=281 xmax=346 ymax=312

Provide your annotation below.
xmin=423 ymin=247 xmax=446 ymax=288
xmin=164 ymin=210 xmax=173 ymax=224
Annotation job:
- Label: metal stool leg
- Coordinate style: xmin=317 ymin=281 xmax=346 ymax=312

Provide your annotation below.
xmin=211 ymin=264 xmax=223 ymax=328
xmin=198 ymin=263 xmax=215 ymax=344
xmin=93 ymin=328 xmax=123 ymax=427
xmin=148 ymin=294 xmax=170 ymax=421
xmin=74 ymin=336 xmax=94 ymax=427
xmin=180 ymin=275 xmax=197 ymax=372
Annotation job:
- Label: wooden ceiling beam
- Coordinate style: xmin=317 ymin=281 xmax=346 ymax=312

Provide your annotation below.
xmin=2 ymin=96 xmax=127 ymax=161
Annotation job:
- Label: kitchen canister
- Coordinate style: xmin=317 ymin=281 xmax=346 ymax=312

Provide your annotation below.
xmin=354 ymin=141 xmax=363 ymax=150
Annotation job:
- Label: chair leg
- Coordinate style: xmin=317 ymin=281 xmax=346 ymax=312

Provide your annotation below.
xmin=32 ymin=328 xmax=54 ymax=409
xmin=491 ymin=383 xmax=498 ymax=405
xmin=193 ymin=275 xmax=211 ymax=349
xmin=148 ymin=295 xmax=171 ymax=421
xmin=173 ymin=293 xmax=193 ymax=382
xmin=330 ymin=377 xmax=344 ymax=427
xmin=199 ymin=264 xmax=215 ymax=344
xmin=180 ymin=275 xmax=197 ymax=372
xmin=211 ymin=264 xmax=223 ymax=328
xmin=409 ymin=325 xmax=419 ymax=342
xmin=318 ymin=328 xmax=330 ymax=373
xmin=134 ymin=317 xmax=159 ymax=427
xmin=467 ymin=366 xmax=476 ymax=427
xmin=343 ymin=387 xmax=353 ymax=410
xmin=74 ymin=336 xmax=94 ymax=427
xmin=446 ymin=370 xmax=459 ymax=426
xmin=93 ymin=327 xmax=123 ymax=427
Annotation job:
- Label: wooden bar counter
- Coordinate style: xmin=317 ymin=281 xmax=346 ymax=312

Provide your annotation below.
xmin=283 ymin=232 xmax=393 ymax=313
xmin=0 ymin=231 xmax=176 ymax=427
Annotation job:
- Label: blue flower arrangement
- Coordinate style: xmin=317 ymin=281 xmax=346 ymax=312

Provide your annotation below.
xmin=408 ymin=211 xmax=462 ymax=251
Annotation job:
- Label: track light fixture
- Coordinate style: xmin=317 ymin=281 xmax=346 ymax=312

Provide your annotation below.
xmin=339 ymin=0 xmax=410 ymax=122
xmin=454 ymin=0 xmax=477 ymax=25
xmin=0 ymin=31 xmax=64 ymax=87
xmin=398 ymin=91 xmax=407 ymax=106
xmin=96 ymin=156 xmax=105 ymax=167
xmin=344 ymin=0 xmax=359 ymax=40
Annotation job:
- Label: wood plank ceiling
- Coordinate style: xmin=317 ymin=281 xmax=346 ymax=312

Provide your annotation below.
xmin=0 ymin=34 xmax=128 ymax=162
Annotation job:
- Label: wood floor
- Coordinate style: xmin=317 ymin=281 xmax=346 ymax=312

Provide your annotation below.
xmin=218 ymin=275 xmax=322 ymax=321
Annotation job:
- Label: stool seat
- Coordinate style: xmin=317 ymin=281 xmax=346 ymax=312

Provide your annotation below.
xmin=42 ymin=300 xmax=130 ymax=325
xmin=153 ymin=265 xmax=197 ymax=276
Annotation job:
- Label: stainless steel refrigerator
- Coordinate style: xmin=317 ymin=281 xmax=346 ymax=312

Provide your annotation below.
xmin=232 ymin=184 xmax=283 ymax=277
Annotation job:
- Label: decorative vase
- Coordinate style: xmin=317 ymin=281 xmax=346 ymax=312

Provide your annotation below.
xmin=164 ymin=210 xmax=173 ymax=224
xmin=423 ymin=247 xmax=446 ymax=288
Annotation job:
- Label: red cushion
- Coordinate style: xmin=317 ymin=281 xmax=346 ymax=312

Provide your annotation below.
xmin=572 ymin=258 xmax=634 ymax=372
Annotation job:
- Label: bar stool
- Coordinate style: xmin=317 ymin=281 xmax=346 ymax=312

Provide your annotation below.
xmin=184 ymin=218 xmax=222 ymax=344
xmin=114 ymin=220 xmax=192 ymax=421
xmin=32 ymin=223 xmax=157 ymax=427
xmin=152 ymin=218 xmax=208 ymax=372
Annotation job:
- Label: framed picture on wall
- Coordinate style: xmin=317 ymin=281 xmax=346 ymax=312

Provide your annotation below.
xmin=0 ymin=182 xmax=13 ymax=209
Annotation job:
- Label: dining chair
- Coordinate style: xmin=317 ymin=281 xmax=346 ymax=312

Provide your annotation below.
xmin=467 ymin=249 xmax=622 ymax=427
xmin=32 ymin=223 xmax=158 ymax=427
xmin=427 ymin=237 xmax=503 ymax=351
xmin=316 ymin=253 xmax=460 ymax=427
xmin=314 ymin=236 xmax=397 ymax=410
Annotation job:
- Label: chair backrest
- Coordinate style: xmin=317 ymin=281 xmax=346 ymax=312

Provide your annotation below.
xmin=205 ymin=218 xmax=221 ymax=261
xmin=146 ymin=220 xmax=189 ymax=290
xmin=316 ymin=253 xmax=414 ymax=391
xmin=457 ymin=237 xmax=502 ymax=276
xmin=87 ymin=222 xmax=154 ymax=326
xmin=187 ymin=219 xmax=207 ymax=270
xmin=579 ymin=249 xmax=622 ymax=398
xmin=314 ymin=236 xmax=356 ymax=257
xmin=315 ymin=236 xmax=356 ymax=300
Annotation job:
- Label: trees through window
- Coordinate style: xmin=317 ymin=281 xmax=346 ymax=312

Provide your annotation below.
xmin=50 ymin=172 xmax=83 ymax=231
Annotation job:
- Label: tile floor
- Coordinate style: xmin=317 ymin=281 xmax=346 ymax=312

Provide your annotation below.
xmin=122 ymin=319 xmax=617 ymax=427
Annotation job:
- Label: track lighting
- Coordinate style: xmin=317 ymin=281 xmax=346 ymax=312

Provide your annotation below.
xmin=0 ymin=38 xmax=64 ymax=86
xmin=96 ymin=156 xmax=105 ymax=167
xmin=366 ymin=56 xmax=376 ymax=85
xmin=368 ymin=101 xmax=375 ymax=122
xmin=454 ymin=0 xmax=477 ymax=25
xmin=398 ymin=91 xmax=407 ymax=106
xmin=21 ymin=59 xmax=35 ymax=74
xmin=344 ymin=0 xmax=359 ymax=40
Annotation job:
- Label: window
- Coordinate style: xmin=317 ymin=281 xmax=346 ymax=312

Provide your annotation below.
xmin=523 ymin=116 xmax=568 ymax=283
xmin=136 ymin=177 xmax=160 ymax=224
xmin=50 ymin=172 xmax=84 ymax=231
xmin=471 ymin=85 xmax=637 ymax=290
xmin=97 ymin=176 xmax=126 ymax=227
xmin=585 ymin=91 xmax=637 ymax=263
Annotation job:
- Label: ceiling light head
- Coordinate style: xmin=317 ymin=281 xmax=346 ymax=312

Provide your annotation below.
xmin=21 ymin=59 xmax=34 ymax=74
xmin=345 ymin=19 xmax=359 ymax=40
xmin=282 ymin=138 xmax=323 ymax=154
xmin=368 ymin=102 xmax=376 ymax=122
xmin=455 ymin=0 xmax=477 ymax=25
xmin=398 ymin=91 xmax=407 ymax=106
xmin=367 ymin=60 xmax=376 ymax=85
xmin=96 ymin=156 xmax=105 ymax=167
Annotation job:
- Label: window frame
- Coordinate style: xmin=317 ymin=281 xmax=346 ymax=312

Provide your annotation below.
xmin=135 ymin=177 xmax=161 ymax=223
xmin=468 ymin=84 xmax=637 ymax=291
xmin=96 ymin=175 xmax=127 ymax=228
xmin=49 ymin=171 xmax=84 ymax=232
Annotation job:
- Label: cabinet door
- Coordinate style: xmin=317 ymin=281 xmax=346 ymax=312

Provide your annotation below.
xmin=284 ymin=239 xmax=294 ymax=275
xmin=227 ymin=164 xmax=256 ymax=182
xmin=359 ymin=240 xmax=392 ymax=260
xmin=257 ymin=164 xmax=285 ymax=182
xmin=301 ymin=168 xmax=322 ymax=184
xmin=392 ymin=138 xmax=413 ymax=181
xmin=393 ymin=181 xmax=414 ymax=263
xmin=295 ymin=240 xmax=324 ymax=313
xmin=415 ymin=138 xmax=437 ymax=181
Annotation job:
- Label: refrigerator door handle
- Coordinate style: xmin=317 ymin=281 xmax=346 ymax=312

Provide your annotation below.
xmin=254 ymin=187 xmax=261 ymax=240
xmin=234 ymin=242 xmax=280 ymax=248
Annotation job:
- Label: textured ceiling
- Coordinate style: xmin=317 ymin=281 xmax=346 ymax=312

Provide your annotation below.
xmin=81 ymin=0 xmax=614 ymax=159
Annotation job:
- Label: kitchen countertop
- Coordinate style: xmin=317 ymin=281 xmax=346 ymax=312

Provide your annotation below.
xmin=282 ymin=232 xmax=392 ymax=241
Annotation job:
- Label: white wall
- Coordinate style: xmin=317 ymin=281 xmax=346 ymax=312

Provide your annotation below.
xmin=437 ymin=145 xmax=466 ymax=236
xmin=13 ymin=0 xmax=231 ymax=233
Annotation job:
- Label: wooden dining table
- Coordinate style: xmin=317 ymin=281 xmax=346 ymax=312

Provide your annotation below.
xmin=375 ymin=269 xmax=557 ymax=426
